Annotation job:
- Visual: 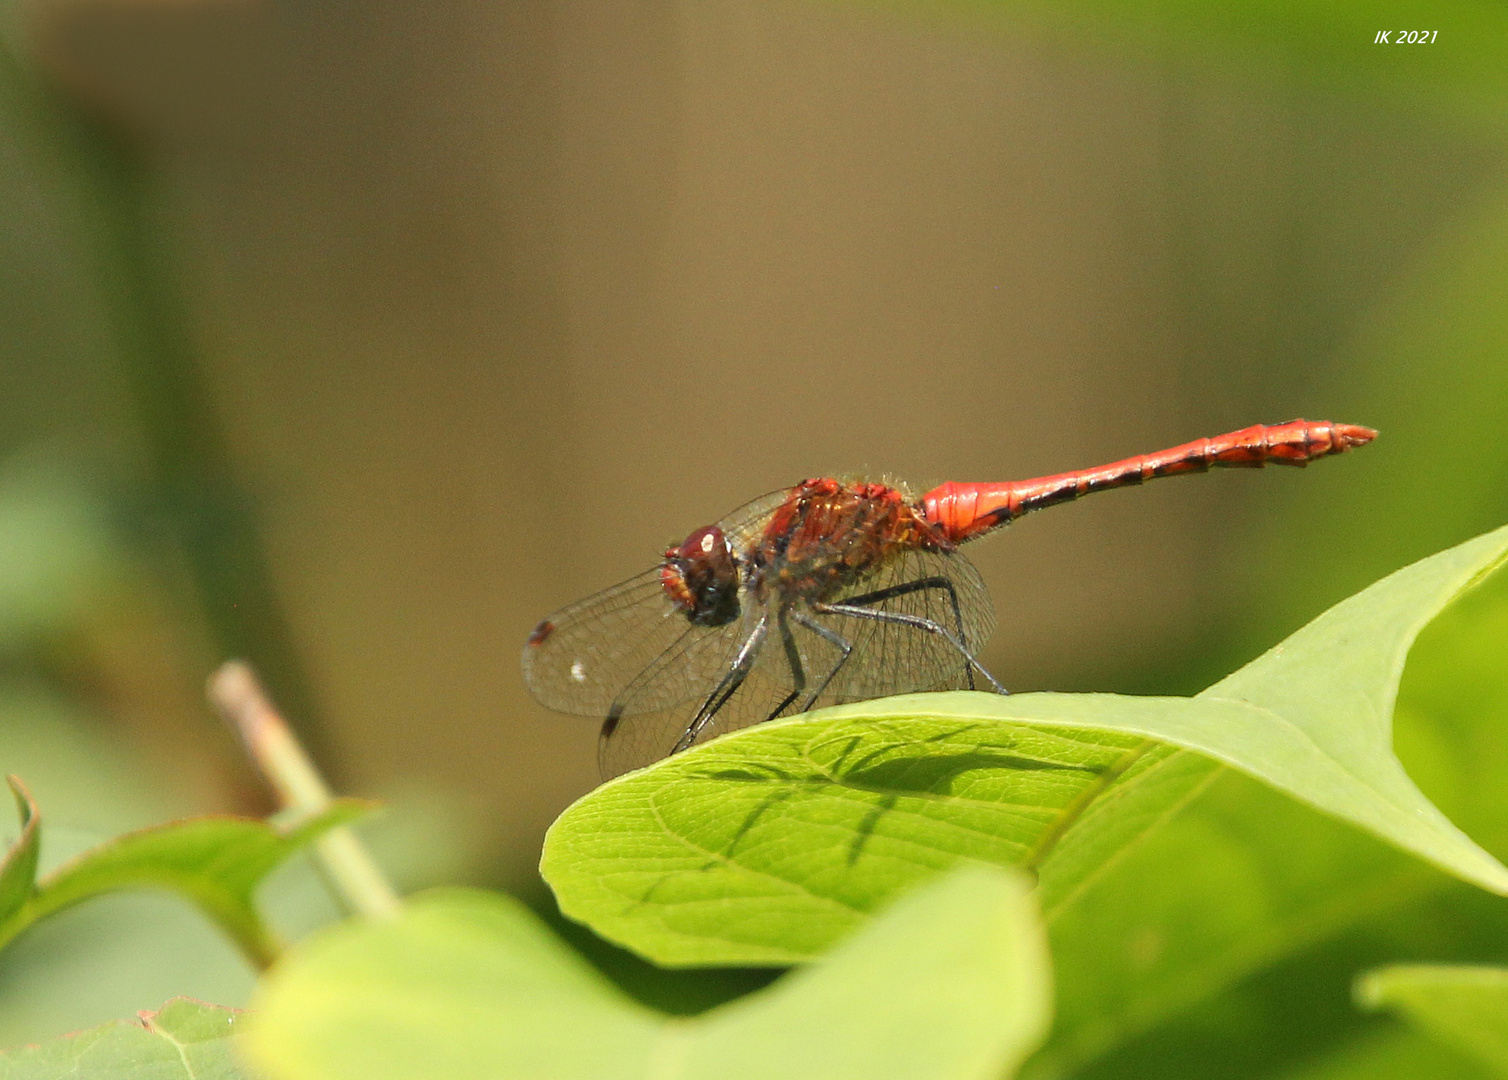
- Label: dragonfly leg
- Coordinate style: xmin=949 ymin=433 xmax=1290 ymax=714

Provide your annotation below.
xmin=790 ymin=608 xmax=855 ymax=709
xmin=671 ymin=613 xmax=770 ymax=754
xmin=838 ymin=575 xmax=975 ymax=690
xmin=762 ymin=612 xmax=808 ymax=721
xmin=813 ymin=602 xmax=1006 ymax=695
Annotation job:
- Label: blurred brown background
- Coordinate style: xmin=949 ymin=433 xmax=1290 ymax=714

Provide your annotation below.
xmin=4 ymin=0 xmax=1506 ymax=910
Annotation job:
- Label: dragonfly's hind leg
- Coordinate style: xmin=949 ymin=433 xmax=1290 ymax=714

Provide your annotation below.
xmin=670 ymin=613 xmax=770 ymax=754
xmin=813 ymin=601 xmax=1007 ymax=695
xmin=837 ymin=575 xmax=982 ymax=691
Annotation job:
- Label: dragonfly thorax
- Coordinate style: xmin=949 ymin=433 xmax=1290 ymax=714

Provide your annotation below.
xmin=745 ymin=478 xmax=949 ymax=605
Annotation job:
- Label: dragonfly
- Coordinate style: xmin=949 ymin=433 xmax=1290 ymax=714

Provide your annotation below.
xmin=523 ymin=419 xmax=1376 ymax=778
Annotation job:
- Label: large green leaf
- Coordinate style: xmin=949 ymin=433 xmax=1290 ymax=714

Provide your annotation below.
xmin=546 ymin=716 xmax=1165 ymax=964
xmin=244 ymin=867 xmax=1049 ymax=1080
xmin=1027 ymin=539 xmax=1508 ymax=1077
xmin=0 ymin=998 xmax=247 ymax=1080
xmin=542 ymin=524 xmax=1508 ymax=966
xmin=1358 ymin=965 xmax=1508 ymax=1078
xmin=1031 ymin=770 xmax=1430 ymax=1077
xmin=0 ymin=791 xmax=370 ymax=967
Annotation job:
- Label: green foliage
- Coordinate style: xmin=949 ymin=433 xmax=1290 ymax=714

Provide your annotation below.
xmin=0 ymin=780 xmax=37 ymax=926
xmin=1358 ymin=966 xmax=1508 ymax=1077
xmin=1029 ymin=525 xmax=1508 ymax=1077
xmin=0 ymin=687 xmax=264 ymax=1048
xmin=1274 ymin=1027 xmax=1491 ymax=1080
xmin=0 ymin=517 xmax=1502 ymax=1080
xmin=243 ymin=867 xmax=1049 ymax=1080
xmin=541 ymin=525 xmax=1508 ymax=967
xmin=0 ymin=521 xmax=1500 ymax=1080
xmin=0 ymin=783 xmax=369 ymax=968
xmin=0 ymin=998 xmax=247 ymax=1080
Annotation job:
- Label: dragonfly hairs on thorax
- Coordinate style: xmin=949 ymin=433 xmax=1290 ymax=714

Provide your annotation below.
xmin=523 ymin=419 xmax=1377 ymax=778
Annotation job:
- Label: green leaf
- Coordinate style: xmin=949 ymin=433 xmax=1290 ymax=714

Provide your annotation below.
xmin=0 ymin=799 xmax=370 ymax=967
xmin=542 ymin=524 xmax=1508 ymax=966
xmin=0 ymin=777 xmax=38 ymax=922
xmin=1358 ymin=965 xmax=1508 ymax=1078
xmin=1196 ymin=521 xmax=1508 ymax=885
xmin=1271 ymin=1027 xmax=1493 ymax=1080
xmin=1031 ymin=770 xmax=1427 ymax=1077
xmin=1027 ymin=541 xmax=1508 ymax=1076
xmin=0 ymin=687 xmax=261 ymax=1048
xmin=243 ymin=866 xmax=1050 ymax=1080
xmin=0 ymin=998 xmax=247 ymax=1080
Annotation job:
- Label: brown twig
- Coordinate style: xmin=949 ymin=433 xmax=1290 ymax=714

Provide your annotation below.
xmin=208 ymin=661 xmax=401 ymax=920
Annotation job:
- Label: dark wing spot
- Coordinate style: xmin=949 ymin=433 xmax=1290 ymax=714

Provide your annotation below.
xmin=527 ymin=620 xmax=555 ymax=647
xmin=600 ymin=712 xmax=621 ymax=738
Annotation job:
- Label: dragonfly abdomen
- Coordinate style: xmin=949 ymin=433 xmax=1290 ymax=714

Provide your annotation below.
xmin=921 ymin=419 xmax=1377 ymax=543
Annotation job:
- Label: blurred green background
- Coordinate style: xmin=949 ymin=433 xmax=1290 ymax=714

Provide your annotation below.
xmin=1 ymin=0 xmax=1506 ymax=1064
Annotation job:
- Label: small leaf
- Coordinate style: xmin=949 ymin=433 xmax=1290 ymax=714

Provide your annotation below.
xmin=0 ymin=778 xmax=39 ymax=923
xmin=542 ymin=524 xmax=1508 ymax=965
xmin=1358 ymin=965 xmax=1508 ymax=1078
xmin=243 ymin=867 xmax=1050 ymax=1080
xmin=0 ymin=998 xmax=248 ymax=1079
xmin=0 ymin=799 xmax=371 ymax=967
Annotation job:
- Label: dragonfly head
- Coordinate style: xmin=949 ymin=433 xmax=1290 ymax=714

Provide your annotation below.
xmin=661 ymin=524 xmax=742 ymax=627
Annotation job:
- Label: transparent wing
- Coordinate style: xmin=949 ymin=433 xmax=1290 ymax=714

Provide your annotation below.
xmin=596 ymin=546 xmax=996 ymax=778
xmin=523 ymin=569 xmax=693 ymax=715
xmin=521 ymin=487 xmax=793 ymax=720
xmin=598 ymin=647 xmax=796 ymax=778
xmin=715 ymin=487 xmax=796 ymax=549
xmin=804 ymin=546 xmax=996 ymax=703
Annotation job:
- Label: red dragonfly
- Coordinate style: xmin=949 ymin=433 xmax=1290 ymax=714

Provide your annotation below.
xmin=524 ymin=420 xmax=1376 ymax=777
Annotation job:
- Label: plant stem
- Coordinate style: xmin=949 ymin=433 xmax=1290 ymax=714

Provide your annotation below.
xmin=208 ymin=661 xmax=401 ymax=920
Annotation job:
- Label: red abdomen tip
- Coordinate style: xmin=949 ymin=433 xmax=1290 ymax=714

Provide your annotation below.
xmin=1334 ymin=423 xmax=1378 ymax=447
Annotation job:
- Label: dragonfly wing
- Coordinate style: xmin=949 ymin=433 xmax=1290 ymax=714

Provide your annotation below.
xmin=524 ymin=487 xmax=794 ymax=718
xmin=597 ymin=625 xmax=798 ymax=778
xmin=593 ymin=546 xmax=997 ymax=777
xmin=524 ymin=564 xmax=764 ymax=718
xmin=605 ymin=607 xmax=762 ymax=715
xmin=523 ymin=570 xmax=692 ymax=716
xmin=598 ymin=546 xmax=995 ymax=779
xmin=800 ymin=546 xmax=996 ymax=703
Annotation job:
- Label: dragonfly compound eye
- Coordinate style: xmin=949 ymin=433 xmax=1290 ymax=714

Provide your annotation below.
xmin=660 ymin=524 xmax=741 ymax=627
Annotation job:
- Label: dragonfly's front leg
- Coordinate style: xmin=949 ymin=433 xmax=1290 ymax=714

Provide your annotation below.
xmin=671 ymin=613 xmax=770 ymax=754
